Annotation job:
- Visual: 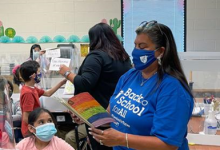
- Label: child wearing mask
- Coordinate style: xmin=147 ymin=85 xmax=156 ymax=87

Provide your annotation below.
xmin=19 ymin=60 xmax=66 ymax=137
xmin=28 ymin=44 xmax=45 ymax=61
xmin=16 ymin=108 xmax=74 ymax=150
xmin=28 ymin=44 xmax=50 ymax=89
xmin=6 ymin=80 xmax=22 ymax=122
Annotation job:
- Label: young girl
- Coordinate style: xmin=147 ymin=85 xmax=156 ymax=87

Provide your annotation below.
xmin=16 ymin=108 xmax=74 ymax=150
xmin=12 ymin=64 xmax=23 ymax=91
xmin=28 ymin=44 xmax=45 ymax=61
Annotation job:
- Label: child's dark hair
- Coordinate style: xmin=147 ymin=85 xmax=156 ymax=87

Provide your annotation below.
xmin=28 ymin=107 xmax=56 ymax=126
xmin=19 ymin=60 xmax=40 ymax=82
xmin=0 ymin=77 xmax=7 ymax=105
xmin=12 ymin=65 xmax=22 ymax=86
xmin=0 ymin=76 xmax=7 ymax=91
xmin=7 ymin=80 xmax=13 ymax=97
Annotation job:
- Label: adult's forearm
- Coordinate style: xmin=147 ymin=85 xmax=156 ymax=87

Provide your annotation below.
xmin=73 ymin=75 xmax=95 ymax=92
xmin=119 ymin=134 xmax=177 ymax=150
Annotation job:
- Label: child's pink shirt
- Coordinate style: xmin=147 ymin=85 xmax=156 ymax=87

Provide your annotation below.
xmin=16 ymin=136 xmax=74 ymax=150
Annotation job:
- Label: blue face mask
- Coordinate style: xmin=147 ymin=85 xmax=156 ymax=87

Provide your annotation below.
xmin=32 ymin=123 xmax=57 ymax=142
xmin=4 ymin=120 xmax=14 ymax=140
xmin=132 ymin=48 xmax=158 ymax=70
xmin=34 ymin=72 xmax=42 ymax=83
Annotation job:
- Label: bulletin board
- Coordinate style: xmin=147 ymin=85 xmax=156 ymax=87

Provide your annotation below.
xmin=122 ymin=0 xmax=186 ymax=56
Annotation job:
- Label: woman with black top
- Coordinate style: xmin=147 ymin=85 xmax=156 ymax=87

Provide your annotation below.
xmin=59 ymin=23 xmax=131 ymax=150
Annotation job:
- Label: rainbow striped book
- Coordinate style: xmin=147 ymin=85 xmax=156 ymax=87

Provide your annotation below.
xmin=54 ymin=92 xmax=115 ymax=127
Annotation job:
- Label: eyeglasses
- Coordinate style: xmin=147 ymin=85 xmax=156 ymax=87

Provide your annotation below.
xmin=139 ymin=20 xmax=164 ymax=36
xmin=138 ymin=20 xmax=170 ymax=46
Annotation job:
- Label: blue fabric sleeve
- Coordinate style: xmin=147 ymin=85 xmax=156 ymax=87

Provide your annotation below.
xmin=150 ymin=79 xmax=193 ymax=147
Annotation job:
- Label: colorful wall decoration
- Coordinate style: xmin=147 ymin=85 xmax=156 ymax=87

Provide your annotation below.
xmin=0 ymin=17 xmax=122 ymax=44
xmin=100 ymin=18 xmax=123 ymax=42
xmin=68 ymin=35 xmax=80 ymax=43
xmin=0 ymin=20 xmax=17 ymax=43
xmin=0 ymin=36 xmax=10 ymax=43
xmin=80 ymin=35 xmax=90 ymax=43
xmin=5 ymin=28 xmax=16 ymax=38
xmin=0 ymin=21 xmax=4 ymax=37
xmin=110 ymin=18 xmax=121 ymax=35
xmin=26 ymin=36 xmax=38 ymax=43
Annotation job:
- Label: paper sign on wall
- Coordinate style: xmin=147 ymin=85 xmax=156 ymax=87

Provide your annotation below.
xmin=80 ymin=44 xmax=89 ymax=57
xmin=46 ymin=48 xmax=61 ymax=58
xmin=49 ymin=58 xmax=71 ymax=71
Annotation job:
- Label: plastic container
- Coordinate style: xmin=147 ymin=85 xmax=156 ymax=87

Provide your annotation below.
xmin=204 ymin=103 xmax=211 ymax=115
xmin=204 ymin=110 xmax=218 ymax=135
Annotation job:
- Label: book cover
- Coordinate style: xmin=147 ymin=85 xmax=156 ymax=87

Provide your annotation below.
xmin=54 ymin=92 xmax=115 ymax=127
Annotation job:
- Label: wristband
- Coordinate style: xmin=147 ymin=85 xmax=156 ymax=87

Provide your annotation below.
xmin=64 ymin=71 xmax=71 ymax=79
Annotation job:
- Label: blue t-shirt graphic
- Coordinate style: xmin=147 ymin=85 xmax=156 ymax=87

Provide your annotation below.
xmin=110 ymin=69 xmax=194 ymax=150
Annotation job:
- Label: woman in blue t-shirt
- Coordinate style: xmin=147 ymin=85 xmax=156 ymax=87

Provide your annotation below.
xmin=89 ymin=20 xmax=194 ymax=150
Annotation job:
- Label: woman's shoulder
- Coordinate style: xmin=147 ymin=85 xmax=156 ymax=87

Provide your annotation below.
xmin=124 ymin=68 xmax=138 ymax=77
xmin=160 ymin=74 xmax=189 ymax=93
xmin=20 ymin=86 xmax=38 ymax=97
xmin=82 ymin=50 xmax=107 ymax=63
xmin=87 ymin=50 xmax=109 ymax=58
xmin=119 ymin=68 xmax=139 ymax=82
xmin=162 ymin=74 xmax=180 ymax=84
xmin=88 ymin=50 xmax=106 ymax=55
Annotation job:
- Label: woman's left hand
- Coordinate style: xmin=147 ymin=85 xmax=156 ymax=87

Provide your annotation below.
xmin=59 ymin=65 xmax=70 ymax=76
xmin=89 ymin=127 xmax=125 ymax=147
xmin=39 ymin=50 xmax=46 ymax=55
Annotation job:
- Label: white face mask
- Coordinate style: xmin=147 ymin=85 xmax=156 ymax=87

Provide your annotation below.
xmin=33 ymin=51 xmax=40 ymax=60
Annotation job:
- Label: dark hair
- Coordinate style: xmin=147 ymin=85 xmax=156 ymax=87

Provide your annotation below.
xmin=30 ymin=44 xmax=41 ymax=60
xmin=13 ymin=66 xmax=22 ymax=86
xmin=136 ymin=21 xmax=192 ymax=96
xmin=89 ymin=23 xmax=129 ymax=61
xmin=28 ymin=107 xmax=56 ymax=126
xmin=7 ymin=80 xmax=13 ymax=97
xmin=0 ymin=76 xmax=7 ymax=91
xmin=20 ymin=60 xmax=40 ymax=82
xmin=0 ymin=77 xmax=7 ymax=106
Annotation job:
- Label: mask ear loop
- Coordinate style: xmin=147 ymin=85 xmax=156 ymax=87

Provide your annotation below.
xmin=29 ymin=73 xmax=36 ymax=79
xmin=29 ymin=125 xmax=37 ymax=135
xmin=31 ymin=125 xmax=36 ymax=129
